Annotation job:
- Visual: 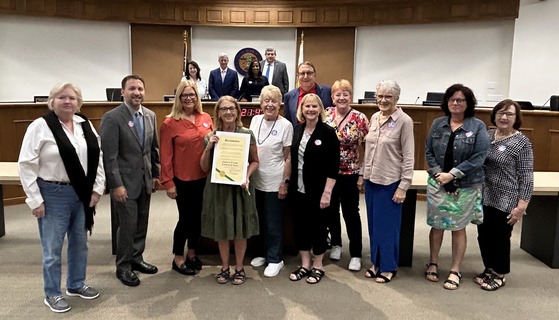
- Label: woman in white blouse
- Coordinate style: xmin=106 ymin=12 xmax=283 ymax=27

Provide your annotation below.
xmin=18 ymin=82 xmax=105 ymax=313
xmin=187 ymin=61 xmax=209 ymax=99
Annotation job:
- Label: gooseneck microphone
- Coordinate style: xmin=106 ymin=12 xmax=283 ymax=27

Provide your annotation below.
xmin=414 ymin=96 xmax=420 ymax=105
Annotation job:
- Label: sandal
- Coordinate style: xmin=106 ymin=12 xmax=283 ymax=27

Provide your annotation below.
xmin=375 ymin=270 xmax=397 ymax=283
xmin=289 ymin=266 xmax=310 ymax=281
xmin=443 ymin=271 xmax=462 ymax=290
xmin=306 ymin=268 xmax=325 ymax=284
xmin=215 ymin=268 xmax=230 ymax=284
xmin=364 ymin=268 xmax=377 ymax=279
xmin=425 ymin=262 xmax=439 ymax=282
xmin=481 ymin=274 xmax=506 ymax=291
xmin=231 ymin=269 xmax=246 ymax=285
xmin=474 ymin=268 xmax=492 ymax=285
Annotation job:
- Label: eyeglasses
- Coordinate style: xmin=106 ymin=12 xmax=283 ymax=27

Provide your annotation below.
xmin=449 ymin=98 xmax=466 ymax=104
xmin=297 ymin=71 xmax=315 ymax=77
xmin=376 ymin=95 xmax=394 ymax=100
xmin=496 ymin=111 xmax=516 ymax=118
xmin=219 ymin=106 xmax=236 ymax=112
xmin=180 ymin=93 xmax=196 ymax=99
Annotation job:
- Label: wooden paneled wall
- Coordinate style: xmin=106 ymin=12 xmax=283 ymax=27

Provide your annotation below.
xmin=0 ymin=0 xmax=519 ymax=27
xmin=2 ymin=102 xmax=558 ymax=205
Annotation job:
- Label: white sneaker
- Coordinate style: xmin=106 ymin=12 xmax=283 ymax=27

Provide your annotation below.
xmin=348 ymin=257 xmax=362 ymax=271
xmin=329 ymin=245 xmax=342 ymax=260
xmin=250 ymin=257 xmax=266 ymax=267
xmin=264 ymin=261 xmax=284 ymax=277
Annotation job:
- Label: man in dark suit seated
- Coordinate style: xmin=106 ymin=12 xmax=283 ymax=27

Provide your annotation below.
xmin=284 ymin=61 xmax=333 ymax=125
xmin=260 ymin=47 xmax=289 ymax=97
xmin=100 ymin=75 xmax=161 ymax=287
xmin=208 ymin=52 xmax=239 ymax=101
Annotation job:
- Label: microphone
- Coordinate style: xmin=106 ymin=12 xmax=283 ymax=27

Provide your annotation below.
xmin=414 ymin=96 xmax=420 ymax=105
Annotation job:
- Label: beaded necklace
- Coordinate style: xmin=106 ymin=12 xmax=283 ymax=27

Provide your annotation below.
xmin=257 ymin=116 xmax=278 ymax=145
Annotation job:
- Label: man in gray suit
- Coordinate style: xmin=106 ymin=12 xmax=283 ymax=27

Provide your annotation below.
xmin=260 ymin=47 xmax=289 ymax=96
xmin=100 ymin=75 xmax=161 ymax=287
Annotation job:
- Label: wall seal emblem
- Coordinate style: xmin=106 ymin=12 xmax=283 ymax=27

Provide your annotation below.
xmin=234 ymin=48 xmax=262 ymax=76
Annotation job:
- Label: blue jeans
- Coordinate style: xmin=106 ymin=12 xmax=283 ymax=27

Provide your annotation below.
xmin=254 ymin=189 xmax=284 ymax=263
xmin=37 ymin=179 xmax=88 ymax=298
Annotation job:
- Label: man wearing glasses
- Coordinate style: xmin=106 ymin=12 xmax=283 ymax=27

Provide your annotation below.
xmin=284 ymin=61 xmax=332 ymax=125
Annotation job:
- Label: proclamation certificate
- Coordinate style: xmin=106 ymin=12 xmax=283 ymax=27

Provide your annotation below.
xmin=210 ymin=131 xmax=251 ymax=185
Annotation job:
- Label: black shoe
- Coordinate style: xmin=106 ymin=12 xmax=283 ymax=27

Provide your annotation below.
xmin=116 ymin=270 xmax=140 ymax=286
xmin=185 ymin=256 xmax=203 ymax=271
xmin=131 ymin=261 xmax=158 ymax=274
xmin=172 ymin=260 xmax=196 ymax=275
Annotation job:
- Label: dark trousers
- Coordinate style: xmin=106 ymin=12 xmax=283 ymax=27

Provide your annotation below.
xmin=172 ymin=177 xmax=206 ymax=255
xmin=477 ymin=205 xmax=514 ymax=274
xmin=115 ymin=186 xmax=151 ymax=272
xmin=253 ymin=189 xmax=284 ymax=263
xmin=327 ymin=174 xmax=363 ymax=257
xmin=293 ymin=191 xmax=329 ymax=255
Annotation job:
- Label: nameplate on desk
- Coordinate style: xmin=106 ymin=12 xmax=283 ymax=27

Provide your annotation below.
xmin=358 ymin=99 xmax=376 ymax=104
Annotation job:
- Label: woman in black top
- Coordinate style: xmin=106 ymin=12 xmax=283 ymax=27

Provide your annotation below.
xmin=238 ymin=60 xmax=269 ymax=102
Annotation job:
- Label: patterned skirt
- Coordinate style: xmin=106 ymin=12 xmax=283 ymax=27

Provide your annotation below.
xmin=426 ymin=176 xmax=483 ymax=230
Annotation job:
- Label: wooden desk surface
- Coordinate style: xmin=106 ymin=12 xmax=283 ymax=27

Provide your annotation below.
xmin=0 ymin=162 xmax=20 ymax=185
xmin=411 ymin=170 xmax=559 ymax=195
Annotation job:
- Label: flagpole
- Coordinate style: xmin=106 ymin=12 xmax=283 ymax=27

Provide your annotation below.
xmin=181 ymin=30 xmax=188 ymax=82
xmin=297 ymin=31 xmax=304 ymax=87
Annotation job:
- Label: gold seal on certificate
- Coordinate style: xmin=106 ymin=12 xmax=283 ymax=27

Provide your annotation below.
xmin=210 ymin=131 xmax=251 ymax=185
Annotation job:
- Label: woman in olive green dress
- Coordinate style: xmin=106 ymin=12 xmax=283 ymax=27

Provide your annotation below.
xmin=200 ymin=96 xmax=259 ymax=285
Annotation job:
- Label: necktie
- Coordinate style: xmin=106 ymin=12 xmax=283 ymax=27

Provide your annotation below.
xmin=221 ymin=70 xmax=226 ymax=83
xmin=134 ymin=112 xmax=144 ymax=147
xmin=265 ymin=63 xmax=271 ymax=79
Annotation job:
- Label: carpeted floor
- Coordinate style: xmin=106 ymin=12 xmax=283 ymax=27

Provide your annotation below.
xmin=1 ymin=192 xmax=557 ymax=319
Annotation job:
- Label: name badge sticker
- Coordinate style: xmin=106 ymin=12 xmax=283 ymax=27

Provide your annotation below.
xmin=498 ymin=145 xmax=506 ymax=152
xmin=315 ymin=139 xmax=322 ymax=146
xmin=465 ymin=131 xmax=473 ymax=137
xmin=388 ymin=121 xmax=395 ymax=128
xmin=203 ymin=122 xmax=209 ymax=128
xmin=128 ymin=121 xmax=134 ymax=128
xmin=272 ymin=130 xmax=278 ymax=136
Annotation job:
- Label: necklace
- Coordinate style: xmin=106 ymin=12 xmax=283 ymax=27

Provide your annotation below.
xmin=257 ymin=116 xmax=278 ymax=145
xmin=335 ymin=108 xmax=352 ymax=130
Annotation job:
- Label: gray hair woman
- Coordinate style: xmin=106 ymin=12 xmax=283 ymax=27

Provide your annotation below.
xmin=248 ymin=85 xmax=293 ymax=277
xmin=18 ymin=82 xmax=105 ymax=312
xmin=362 ymin=80 xmax=415 ymax=283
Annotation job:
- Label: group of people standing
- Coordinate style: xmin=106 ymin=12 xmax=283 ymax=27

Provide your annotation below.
xmin=207 ymin=48 xmax=289 ymax=102
xmin=17 ymin=59 xmax=533 ymax=313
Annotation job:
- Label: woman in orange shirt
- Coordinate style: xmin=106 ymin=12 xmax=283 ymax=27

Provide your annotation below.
xmin=160 ymin=80 xmax=214 ymax=275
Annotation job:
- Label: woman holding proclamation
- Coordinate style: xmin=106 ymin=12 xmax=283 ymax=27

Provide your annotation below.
xmin=362 ymin=80 xmax=414 ymax=283
xmin=18 ymin=82 xmax=105 ymax=313
xmin=288 ymin=93 xmax=340 ymax=284
xmin=248 ymin=85 xmax=293 ymax=277
xmin=475 ymin=99 xmax=533 ymax=291
xmin=425 ymin=83 xmax=490 ymax=290
xmin=200 ymin=96 xmax=259 ymax=285
xmin=324 ymin=79 xmax=369 ymax=271
xmin=160 ymin=80 xmax=214 ymax=275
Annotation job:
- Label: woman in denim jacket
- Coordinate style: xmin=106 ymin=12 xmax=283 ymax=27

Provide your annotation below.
xmin=424 ymin=84 xmax=490 ymax=290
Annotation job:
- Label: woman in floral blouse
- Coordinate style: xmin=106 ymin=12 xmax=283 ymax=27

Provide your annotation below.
xmin=324 ymin=79 xmax=369 ymax=271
